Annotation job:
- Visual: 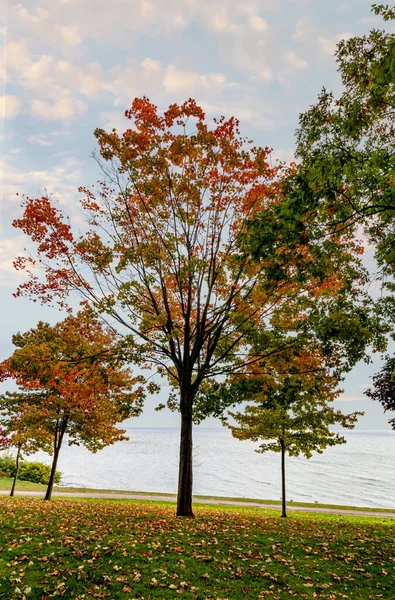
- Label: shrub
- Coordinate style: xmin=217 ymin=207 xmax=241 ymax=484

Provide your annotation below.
xmin=0 ymin=452 xmax=16 ymax=476
xmin=18 ymin=461 xmax=61 ymax=485
xmin=0 ymin=453 xmax=61 ymax=485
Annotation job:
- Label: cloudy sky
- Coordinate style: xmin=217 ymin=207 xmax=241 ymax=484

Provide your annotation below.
xmin=0 ymin=0 xmax=392 ymax=429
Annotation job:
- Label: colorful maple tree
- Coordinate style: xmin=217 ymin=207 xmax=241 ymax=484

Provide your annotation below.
xmin=12 ymin=98 xmax=374 ymax=516
xmin=0 ymin=310 xmax=145 ymax=500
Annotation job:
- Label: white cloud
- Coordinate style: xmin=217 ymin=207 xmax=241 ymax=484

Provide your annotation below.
xmin=0 ymin=95 xmax=21 ymax=119
xmin=336 ymin=394 xmax=364 ymax=402
xmin=6 ymin=40 xmax=31 ymax=71
xmin=0 ymin=237 xmax=32 ymax=285
xmin=24 ymin=55 xmax=53 ymax=89
xmin=292 ymin=16 xmax=314 ymax=41
xmin=99 ymin=110 xmax=129 ymax=132
xmin=200 ymin=100 xmax=274 ymax=129
xmin=284 ymin=50 xmax=308 ymax=69
xmin=6 ymin=41 xmax=103 ymax=105
xmin=359 ymin=17 xmax=379 ymax=24
xmin=210 ymin=8 xmax=242 ymax=32
xmin=201 ymin=101 xmax=257 ymax=122
xmin=271 ymin=147 xmax=296 ymax=164
xmin=107 ymin=60 xmax=161 ymax=102
xmin=0 ymin=155 xmax=83 ymax=214
xmin=259 ymin=68 xmax=273 ymax=81
xmin=141 ymin=57 xmax=161 ymax=72
xmin=26 ymin=57 xmax=102 ymax=99
xmin=15 ymin=4 xmax=49 ymax=24
xmin=107 ymin=59 xmax=229 ymax=104
xmin=61 ymin=26 xmax=82 ymax=45
xmin=32 ymin=97 xmax=87 ymax=120
xmin=250 ymin=16 xmax=269 ymax=32
xmin=163 ymin=66 xmax=226 ymax=93
xmin=318 ymin=32 xmax=352 ymax=56
xmin=173 ymin=14 xmax=188 ymax=28
xmin=27 ymin=135 xmax=54 ymax=146
xmin=140 ymin=0 xmax=155 ymax=19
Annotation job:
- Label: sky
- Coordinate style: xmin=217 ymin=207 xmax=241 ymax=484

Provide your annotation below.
xmin=0 ymin=0 xmax=393 ymax=429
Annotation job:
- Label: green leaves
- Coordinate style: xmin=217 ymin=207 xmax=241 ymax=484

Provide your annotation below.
xmin=294 ymin=5 xmax=395 ymax=291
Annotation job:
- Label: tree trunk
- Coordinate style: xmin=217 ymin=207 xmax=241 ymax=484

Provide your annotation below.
xmin=45 ymin=418 xmax=67 ymax=501
xmin=10 ymin=444 xmax=22 ymax=497
xmin=176 ymin=410 xmax=194 ymax=517
xmin=280 ymin=440 xmax=287 ymax=518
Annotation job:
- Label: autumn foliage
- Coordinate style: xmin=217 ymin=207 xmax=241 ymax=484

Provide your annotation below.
xmin=0 ymin=310 xmax=145 ymax=499
xmin=12 ymin=98 xmax=372 ymax=515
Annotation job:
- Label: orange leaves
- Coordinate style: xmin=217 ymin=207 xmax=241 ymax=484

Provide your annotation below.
xmin=0 ymin=310 xmax=146 ymax=456
xmin=13 ymin=197 xmax=73 ymax=258
xmin=164 ymin=98 xmax=206 ymax=127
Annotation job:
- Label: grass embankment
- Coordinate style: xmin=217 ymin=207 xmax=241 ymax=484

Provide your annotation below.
xmin=1 ymin=478 xmax=394 ymax=514
xmin=0 ymin=497 xmax=394 ymax=599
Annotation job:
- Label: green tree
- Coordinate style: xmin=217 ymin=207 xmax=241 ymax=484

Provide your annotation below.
xmin=3 ymin=423 xmax=52 ymax=497
xmin=288 ymin=4 xmax=394 ymax=292
xmin=224 ymin=363 xmax=362 ymax=518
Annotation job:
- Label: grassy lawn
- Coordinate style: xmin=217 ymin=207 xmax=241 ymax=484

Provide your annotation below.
xmin=1 ymin=478 xmax=395 ymax=514
xmin=0 ymin=497 xmax=394 ymax=599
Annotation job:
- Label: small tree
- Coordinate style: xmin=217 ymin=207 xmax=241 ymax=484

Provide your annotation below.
xmin=365 ymin=356 xmax=395 ymax=429
xmin=0 ymin=405 xmax=55 ymax=496
xmin=223 ymin=352 xmax=362 ymax=517
xmin=0 ymin=310 xmax=145 ymax=500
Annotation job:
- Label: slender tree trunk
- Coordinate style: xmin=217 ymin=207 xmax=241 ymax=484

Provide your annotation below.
xmin=177 ymin=407 xmax=194 ymax=518
xmin=280 ymin=440 xmax=287 ymax=518
xmin=10 ymin=444 xmax=22 ymax=497
xmin=45 ymin=418 xmax=67 ymax=501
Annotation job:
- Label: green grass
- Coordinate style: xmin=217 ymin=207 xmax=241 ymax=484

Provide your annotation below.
xmin=1 ymin=477 xmax=394 ymax=514
xmin=0 ymin=478 xmax=49 ymax=492
xmin=0 ymin=497 xmax=394 ymax=599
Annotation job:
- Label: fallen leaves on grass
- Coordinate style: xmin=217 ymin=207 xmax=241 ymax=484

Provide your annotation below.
xmin=0 ymin=498 xmax=393 ymax=599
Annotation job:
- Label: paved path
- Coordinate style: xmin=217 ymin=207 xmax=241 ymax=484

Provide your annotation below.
xmin=1 ymin=490 xmax=394 ymax=519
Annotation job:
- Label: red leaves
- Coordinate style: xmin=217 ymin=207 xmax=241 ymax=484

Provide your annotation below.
xmin=0 ymin=426 xmax=11 ymax=449
xmin=13 ymin=197 xmax=73 ymax=256
xmin=0 ymin=310 xmax=146 ymax=460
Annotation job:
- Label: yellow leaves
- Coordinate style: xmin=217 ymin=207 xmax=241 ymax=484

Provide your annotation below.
xmin=132 ymin=570 xmax=141 ymax=583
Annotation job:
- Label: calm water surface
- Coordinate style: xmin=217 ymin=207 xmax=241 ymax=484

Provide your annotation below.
xmin=32 ymin=428 xmax=395 ymax=509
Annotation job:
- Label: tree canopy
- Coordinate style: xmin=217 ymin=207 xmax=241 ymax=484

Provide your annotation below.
xmin=223 ymin=349 xmax=362 ymax=517
xmin=288 ymin=5 xmax=394 ymax=287
xmin=11 ymin=98 xmax=380 ymax=515
xmin=0 ymin=310 xmax=145 ymax=499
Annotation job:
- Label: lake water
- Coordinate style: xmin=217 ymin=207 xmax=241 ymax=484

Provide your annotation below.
xmin=30 ymin=428 xmax=395 ymax=509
